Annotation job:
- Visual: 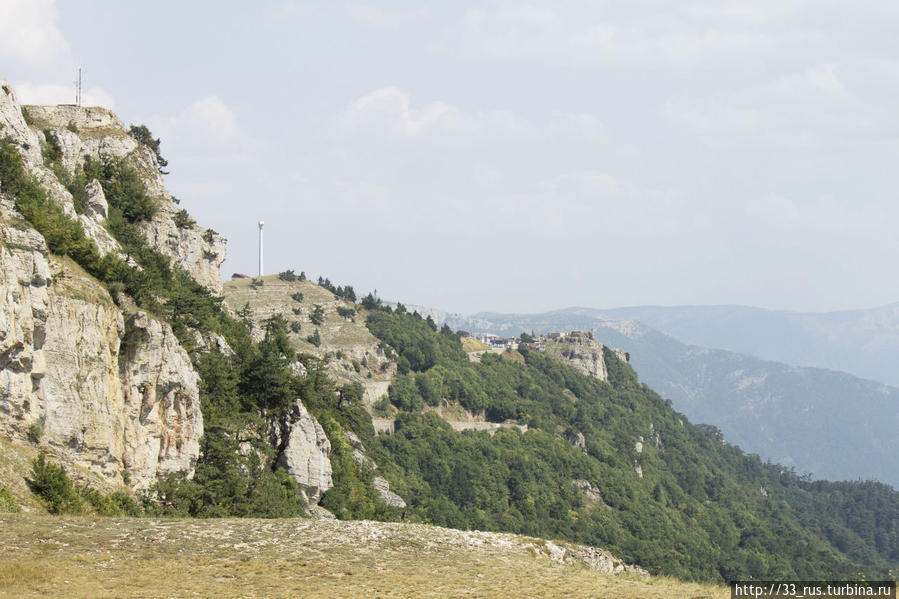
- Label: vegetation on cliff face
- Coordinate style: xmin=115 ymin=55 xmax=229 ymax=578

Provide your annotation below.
xmin=159 ymin=315 xmax=396 ymax=520
xmin=363 ymin=307 xmax=899 ymax=582
xmin=1 ymin=136 xmax=390 ymax=520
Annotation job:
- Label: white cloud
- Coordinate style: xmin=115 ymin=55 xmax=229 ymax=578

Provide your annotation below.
xmin=272 ymin=0 xmax=321 ymax=22
xmin=152 ymin=96 xmax=239 ymax=147
xmin=332 ymin=87 xmax=609 ymax=149
xmin=1 ymin=1 xmax=117 ymax=110
xmin=550 ymin=111 xmax=606 ymax=142
xmin=342 ymin=3 xmax=427 ymax=28
xmin=439 ymin=1 xmax=799 ymax=70
xmin=0 ymin=0 xmax=69 ymax=68
xmin=12 ymin=82 xmax=115 ymax=109
xmin=332 ymin=87 xmax=534 ymax=146
xmin=662 ymin=60 xmax=890 ymax=148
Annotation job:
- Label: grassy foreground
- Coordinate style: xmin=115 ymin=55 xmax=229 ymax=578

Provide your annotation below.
xmin=0 ymin=515 xmax=727 ymax=598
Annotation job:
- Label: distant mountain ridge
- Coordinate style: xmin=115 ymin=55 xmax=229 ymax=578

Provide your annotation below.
xmin=560 ymin=303 xmax=899 ymax=387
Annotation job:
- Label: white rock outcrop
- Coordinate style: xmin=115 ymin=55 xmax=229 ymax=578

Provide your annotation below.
xmin=542 ymin=331 xmax=629 ymax=383
xmin=140 ymin=213 xmax=226 ymax=295
xmin=119 ymin=312 xmax=203 ymax=487
xmin=83 ymin=179 xmax=108 ymax=222
xmin=543 ymin=331 xmax=610 ymax=381
xmin=373 ymin=476 xmax=407 ymax=509
xmin=573 ymin=479 xmax=604 ymax=504
xmin=0 ymin=82 xmax=42 ymax=166
xmin=0 ymin=211 xmax=203 ymax=489
xmin=278 ymin=400 xmax=333 ymax=504
xmin=1 ymin=81 xmax=208 ymax=489
xmin=344 ymin=430 xmax=377 ymax=470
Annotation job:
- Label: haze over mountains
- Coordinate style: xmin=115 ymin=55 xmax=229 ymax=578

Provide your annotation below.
xmin=423 ymin=304 xmax=899 ymax=488
xmin=573 ymin=303 xmax=899 ymax=388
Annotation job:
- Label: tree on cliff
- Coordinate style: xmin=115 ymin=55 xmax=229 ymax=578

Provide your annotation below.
xmin=129 ymin=124 xmax=169 ymax=174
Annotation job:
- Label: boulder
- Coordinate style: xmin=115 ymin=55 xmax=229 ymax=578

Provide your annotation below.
xmin=278 ymin=400 xmax=333 ymax=504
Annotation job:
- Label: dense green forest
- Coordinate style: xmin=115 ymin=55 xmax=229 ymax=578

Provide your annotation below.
xmin=363 ymin=306 xmax=899 ymax=581
xmin=2 ymin=134 xmax=898 ymax=583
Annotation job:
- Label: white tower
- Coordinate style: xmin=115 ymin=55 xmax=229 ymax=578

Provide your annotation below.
xmin=258 ymin=220 xmax=264 ymax=277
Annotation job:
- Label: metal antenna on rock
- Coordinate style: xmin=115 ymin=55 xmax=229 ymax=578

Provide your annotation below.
xmin=258 ymin=220 xmax=265 ymax=277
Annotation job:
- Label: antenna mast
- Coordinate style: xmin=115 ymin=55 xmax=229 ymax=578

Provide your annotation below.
xmin=75 ymin=68 xmax=82 ymax=107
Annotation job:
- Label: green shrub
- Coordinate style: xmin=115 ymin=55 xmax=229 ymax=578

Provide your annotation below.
xmin=0 ymin=487 xmax=20 ymax=512
xmin=278 ymin=269 xmax=298 ymax=282
xmin=373 ymin=397 xmax=393 ymax=418
xmin=291 ymin=292 xmax=304 ymax=303
xmin=29 ymin=454 xmax=82 ymax=514
xmin=290 ymin=321 xmax=302 ymax=334
xmin=41 ymin=129 xmax=62 ymax=164
xmin=307 ymin=329 xmax=322 ymax=347
xmin=27 ymin=418 xmax=44 ymax=443
xmin=80 ymin=487 xmax=142 ymax=516
xmin=310 ymin=305 xmax=325 ymax=326
xmin=173 ymin=209 xmax=195 ymax=229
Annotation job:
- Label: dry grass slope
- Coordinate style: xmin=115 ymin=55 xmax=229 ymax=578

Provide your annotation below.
xmin=223 ymin=275 xmax=395 ymax=390
xmin=0 ymin=515 xmax=727 ymax=598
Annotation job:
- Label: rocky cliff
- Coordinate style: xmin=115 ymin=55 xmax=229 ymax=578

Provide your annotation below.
xmin=278 ymin=399 xmax=333 ymax=504
xmin=0 ymin=81 xmax=225 ymax=295
xmin=0 ymin=200 xmax=202 ymax=489
xmin=0 ymin=80 xmax=209 ymax=490
xmin=541 ymin=331 xmax=627 ymax=383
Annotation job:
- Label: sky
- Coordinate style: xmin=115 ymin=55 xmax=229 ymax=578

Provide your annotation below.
xmin=2 ymin=0 xmax=899 ymax=315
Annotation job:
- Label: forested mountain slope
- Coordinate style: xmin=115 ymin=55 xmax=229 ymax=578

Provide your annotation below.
xmin=437 ymin=309 xmax=899 ymax=487
xmin=360 ymin=305 xmax=899 ymax=581
xmin=588 ymin=321 xmax=899 ymax=487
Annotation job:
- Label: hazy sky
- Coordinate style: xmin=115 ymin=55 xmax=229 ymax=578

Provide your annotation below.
xmin=3 ymin=1 xmax=899 ymax=314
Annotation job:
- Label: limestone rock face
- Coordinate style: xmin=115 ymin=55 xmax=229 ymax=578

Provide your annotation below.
xmin=83 ymin=179 xmax=108 ymax=222
xmin=22 ymin=104 xmax=141 ymax=175
xmin=0 ymin=209 xmax=203 ymax=489
xmin=573 ymin=479 xmax=604 ymax=504
xmin=278 ymin=400 xmax=333 ymax=504
xmin=0 ymin=81 xmax=42 ymax=166
xmin=0 ymin=81 xmax=210 ymax=489
xmin=76 ymin=179 xmax=124 ymax=259
xmin=564 ymin=429 xmax=586 ymax=450
xmin=344 ymin=430 xmax=377 ymax=470
xmin=119 ymin=312 xmax=203 ymax=488
xmin=140 ymin=212 xmax=226 ymax=295
xmin=6 ymin=88 xmax=226 ymax=296
xmin=373 ymin=476 xmax=407 ymax=509
xmin=542 ymin=331 xmax=620 ymax=383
